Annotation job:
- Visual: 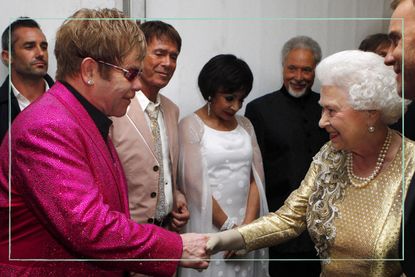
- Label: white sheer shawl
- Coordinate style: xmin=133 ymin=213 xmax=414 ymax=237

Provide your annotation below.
xmin=178 ymin=113 xmax=269 ymax=276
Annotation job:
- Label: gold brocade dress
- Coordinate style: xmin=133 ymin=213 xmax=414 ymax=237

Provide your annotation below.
xmin=238 ymin=136 xmax=415 ymax=277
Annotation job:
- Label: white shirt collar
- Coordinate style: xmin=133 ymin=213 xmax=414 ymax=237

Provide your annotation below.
xmin=135 ymin=91 xmax=161 ymax=112
xmin=11 ymin=79 xmax=50 ymax=111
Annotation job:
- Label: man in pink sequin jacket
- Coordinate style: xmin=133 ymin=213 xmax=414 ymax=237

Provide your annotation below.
xmin=0 ymin=8 xmax=209 ymax=277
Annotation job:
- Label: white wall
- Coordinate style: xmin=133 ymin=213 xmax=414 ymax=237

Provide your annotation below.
xmin=140 ymin=0 xmax=393 ymax=117
xmin=0 ymin=0 xmax=123 ymax=84
xmin=1 ymin=0 xmax=393 ymax=118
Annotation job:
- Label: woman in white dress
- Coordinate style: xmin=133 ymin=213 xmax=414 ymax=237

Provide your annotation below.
xmin=179 ymin=54 xmax=269 ymax=277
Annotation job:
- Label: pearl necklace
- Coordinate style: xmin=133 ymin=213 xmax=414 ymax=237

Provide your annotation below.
xmin=346 ymin=129 xmax=392 ymax=188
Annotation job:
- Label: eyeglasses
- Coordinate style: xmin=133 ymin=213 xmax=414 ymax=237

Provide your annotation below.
xmin=97 ymin=60 xmax=141 ymax=81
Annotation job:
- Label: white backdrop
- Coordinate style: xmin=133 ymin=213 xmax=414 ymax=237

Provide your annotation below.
xmin=141 ymin=0 xmax=392 ymax=117
xmin=1 ymin=0 xmax=392 ymax=118
xmin=0 ymin=0 xmax=123 ymax=87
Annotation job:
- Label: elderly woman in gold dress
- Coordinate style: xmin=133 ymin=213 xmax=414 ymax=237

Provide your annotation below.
xmin=207 ymin=50 xmax=415 ymax=276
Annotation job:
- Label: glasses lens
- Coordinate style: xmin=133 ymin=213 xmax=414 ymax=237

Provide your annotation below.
xmin=125 ymin=69 xmax=140 ymax=81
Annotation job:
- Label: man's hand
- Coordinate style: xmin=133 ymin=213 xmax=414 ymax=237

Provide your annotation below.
xmin=179 ymin=233 xmax=210 ymax=269
xmin=171 ymin=192 xmax=190 ymax=232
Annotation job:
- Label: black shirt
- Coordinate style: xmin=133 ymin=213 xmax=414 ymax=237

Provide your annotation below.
xmin=60 ymin=81 xmax=112 ymax=141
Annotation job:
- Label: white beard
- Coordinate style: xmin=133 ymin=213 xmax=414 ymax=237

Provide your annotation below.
xmin=287 ymin=84 xmax=307 ymax=98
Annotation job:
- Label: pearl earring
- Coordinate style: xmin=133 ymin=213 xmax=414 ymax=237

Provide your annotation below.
xmin=368 ymin=126 xmax=375 ymax=133
xmin=87 ymin=80 xmax=94 ymax=85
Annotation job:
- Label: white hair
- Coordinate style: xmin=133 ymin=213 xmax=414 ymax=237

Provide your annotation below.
xmin=316 ymin=50 xmax=410 ymax=125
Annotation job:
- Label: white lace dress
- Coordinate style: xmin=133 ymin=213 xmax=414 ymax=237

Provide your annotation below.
xmin=178 ymin=114 xmax=269 ymax=277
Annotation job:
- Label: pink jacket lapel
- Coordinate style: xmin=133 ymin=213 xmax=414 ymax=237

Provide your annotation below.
xmin=126 ymin=98 xmax=156 ymax=155
xmin=49 ymin=82 xmax=121 ymax=189
xmin=160 ymin=96 xmax=176 ymax=166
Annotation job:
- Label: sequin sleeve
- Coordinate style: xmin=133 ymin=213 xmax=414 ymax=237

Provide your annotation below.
xmin=237 ymin=160 xmax=319 ymax=252
xmin=8 ymin=107 xmax=182 ymax=275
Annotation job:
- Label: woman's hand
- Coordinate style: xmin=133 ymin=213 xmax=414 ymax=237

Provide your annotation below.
xmin=222 ymin=224 xmax=238 ymax=259
xmin=206 ymin=229 xmax=245 ymax=255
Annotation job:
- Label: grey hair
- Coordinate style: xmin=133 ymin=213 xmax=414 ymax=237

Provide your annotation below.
xmin=316 ymin=50 xmax=409 ymax=125
xmin=281 ymin=36 xmax=322 ymax=65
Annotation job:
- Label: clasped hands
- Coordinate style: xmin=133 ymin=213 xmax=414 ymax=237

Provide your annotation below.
xmin=179 ymin=229 xmax=245 ymax=270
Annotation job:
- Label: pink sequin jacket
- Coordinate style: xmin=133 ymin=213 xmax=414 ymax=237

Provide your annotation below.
xmin=0 ymin=82 xmax=182 ymax=277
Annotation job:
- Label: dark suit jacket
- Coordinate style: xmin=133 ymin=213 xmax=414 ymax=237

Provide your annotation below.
xmin=245 ymin=85 xmax=328 ymax=254
xmin=0 ymin=74 xmax=54 ymax=142
xmin=402 ymin=175 xmax=415 ymax=277
xmin=390 ymin=102 xmax=415 ymax=140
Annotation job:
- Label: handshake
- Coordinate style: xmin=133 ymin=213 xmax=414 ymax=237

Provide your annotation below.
xmin=179 ymin=229 xmax=246 ymax=270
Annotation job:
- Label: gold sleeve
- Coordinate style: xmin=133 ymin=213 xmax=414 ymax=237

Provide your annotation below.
xmin=237 ymin=161 xmax=319 ymax=252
